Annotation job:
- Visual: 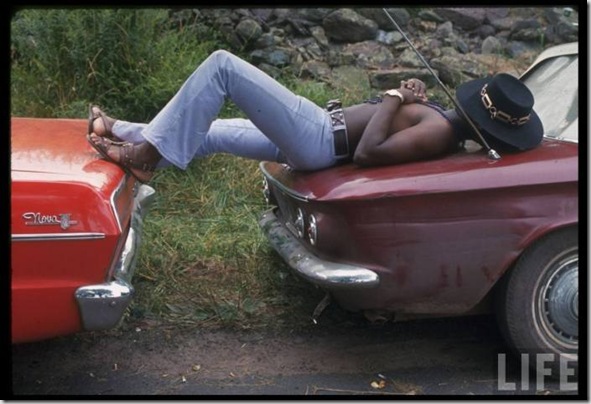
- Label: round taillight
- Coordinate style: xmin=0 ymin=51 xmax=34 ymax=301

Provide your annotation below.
xmin=295 ymin=208 xmax=305 ymax=238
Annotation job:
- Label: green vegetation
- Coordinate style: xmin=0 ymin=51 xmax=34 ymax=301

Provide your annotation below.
xmin=11 ymin=8 xmax=220 ymax=121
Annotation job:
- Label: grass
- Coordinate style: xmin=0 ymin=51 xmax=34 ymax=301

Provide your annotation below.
xmin=131 ymin=154 xmax=328 ymax=331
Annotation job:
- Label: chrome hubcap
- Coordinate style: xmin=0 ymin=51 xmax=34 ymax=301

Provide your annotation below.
xmin=536 ymin=251 xmax=578 ymax=349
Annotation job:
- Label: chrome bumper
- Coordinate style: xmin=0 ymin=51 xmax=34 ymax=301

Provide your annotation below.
xmin=258 ymin=209 xmax=380 ymax=289
xmin=75 ymin=184 xmax=156 ymax=331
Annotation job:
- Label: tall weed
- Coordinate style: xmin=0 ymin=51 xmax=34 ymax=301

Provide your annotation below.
xmin=11 ymin=8 xmax=221 ymax=121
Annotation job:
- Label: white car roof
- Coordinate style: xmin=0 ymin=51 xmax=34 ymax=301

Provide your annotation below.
xmin=522 ymin=42 xmax=578 ymax=78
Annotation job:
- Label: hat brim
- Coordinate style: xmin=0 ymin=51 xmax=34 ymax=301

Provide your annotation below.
xmin=456 ymin=77 xmax=544 ymax=150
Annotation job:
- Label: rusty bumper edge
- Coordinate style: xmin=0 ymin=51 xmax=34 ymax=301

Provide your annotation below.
xmin=258 ymin=208 xmax=380 ymax=289
xmin=75 ymin=184 xmax=156 ymax=331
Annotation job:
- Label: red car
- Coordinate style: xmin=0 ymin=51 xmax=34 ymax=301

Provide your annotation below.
xmin=258 ymin=42 xmax=579 ymax=373
xmin=11 ymin=118 xmax=155 ymax=343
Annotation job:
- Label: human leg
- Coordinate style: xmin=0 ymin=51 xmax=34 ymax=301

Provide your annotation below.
xmin=142 ymin=49 xmax=336 ymax=171
xmin=195 ymin=118 xmax=286 ymax=163
xmin=89 ymin=117 xmax=286 ymax=174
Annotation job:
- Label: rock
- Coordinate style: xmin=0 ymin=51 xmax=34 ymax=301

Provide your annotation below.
xmin=434 ymin=8 xmax=486 ymax=31
xmin=430 ymin=54 xmax=483 ymax=87
xmin=376 ymin=30 xmax=403 ymax=46
xmin=481 ymin=36 xmax=502 ymax=54
xmin=300 ymin=60 xmax=332 ymax=81
xmin=476 ymin=24 xmax=496 ymax=39
xmin=295 ymin=8 xmax=333 ymax=24
xmin=343 ymin=41 xmax=396 ymax=69
xmin=357 ymin=8 xmax=411 ymax=30
xmin=250 ymin=47 xmax=293 ymax=67
xmin=436 ymin=21 xmax=454 ymax=38
xmin=398 ymin=48 xmax=424 ymax=68
xmin=329 ymin=65 xmax=371 ymax=96
xmin=235 ymin=18 xmax=263 ymax=47
xmin=506 ymin=41 xmax=536 ymax=58
xmin=555 ymin=20 xmax=578 ymax=42
xmin=271 ymin=9 xmax=291 ymax=21
xmin=255 ymin=33 xmax=277 ymax=49
xmin=369 ymin=68 xmax=437 ymax=90
xmin=256 ymin=63 xmax=282 ymax=78
xmin=418 ymin=9 xmax=445 ymax=23
xmin=310 ymin=26 xmax=330 ymax=49
xmin=170 ymin=7 xmax=578 ymax=93
xmin=415 ymin=20 xmax=438 ymax=33
xmin=323 ymin=9 xmax=378 ymax=43
xmin=326 ymin=47 xmax=357 ymax=67
xmin=484 ymin=8 xmax=509 ymax=23
xmin=489 ymin=17 xmax=514 ymax=31
xmin=509 ymin=19 xmax=543 ymax=43
xmin=455 ymin=38 xmax=470 ymax=54
xmin=250 ymin=8 xmax=274 ymax=23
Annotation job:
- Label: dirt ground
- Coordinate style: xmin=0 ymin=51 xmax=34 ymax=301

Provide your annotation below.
xmin=10 ymin=311 xmax=579 ymax=397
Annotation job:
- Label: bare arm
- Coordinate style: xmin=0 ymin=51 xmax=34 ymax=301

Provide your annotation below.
xmin=353 ymin=80 xmax=454 ymax=166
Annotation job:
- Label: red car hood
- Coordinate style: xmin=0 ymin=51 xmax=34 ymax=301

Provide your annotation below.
xmin=11 ymin=117 xmax=125 ymax=188
xmin=261 ymin=139 xmax=578 ymax=202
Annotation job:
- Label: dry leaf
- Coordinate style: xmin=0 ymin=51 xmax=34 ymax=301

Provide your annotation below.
xmin=370 ymin=380 xmax=386 ymax=389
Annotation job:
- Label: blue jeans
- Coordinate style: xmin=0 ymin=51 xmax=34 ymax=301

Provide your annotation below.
xmin=111 ymin=50 xmax=338 ymax=171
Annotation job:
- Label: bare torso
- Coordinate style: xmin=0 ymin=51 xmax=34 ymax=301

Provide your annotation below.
xmin=343 ymin=102 xmax=456 ymax=154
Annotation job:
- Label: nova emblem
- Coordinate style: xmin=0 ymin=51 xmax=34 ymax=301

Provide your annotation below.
xmin=22 ymin=212 xmax=78 ymax=230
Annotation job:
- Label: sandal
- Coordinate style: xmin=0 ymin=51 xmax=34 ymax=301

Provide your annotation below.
xmin=87 ymin=134 xmax=155 ymax=183
xmin=87 ymin=104 xmax=124 ymax=143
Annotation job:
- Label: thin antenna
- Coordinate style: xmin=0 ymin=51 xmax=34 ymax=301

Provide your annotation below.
xmin=382 ymin=8 xmax=501 ymax=160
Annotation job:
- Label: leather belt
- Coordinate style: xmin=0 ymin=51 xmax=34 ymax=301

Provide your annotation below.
xmin=326 ymin=99 xmax=350 ymax=160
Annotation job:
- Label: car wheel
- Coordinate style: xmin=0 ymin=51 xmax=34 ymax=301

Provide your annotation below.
xmin=496 ymin=228 xmax=578 ymax=377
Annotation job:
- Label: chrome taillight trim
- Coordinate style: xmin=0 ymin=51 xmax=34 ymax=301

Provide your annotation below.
xmin=259 ymin=163 xmax=309 ymax=202
xmin=295 ymin=208 xmax=305 ymax=238
xmin=307 ymin=214 xmax=317 ymax=246
xmin=110 ymin=175 xmax=128 ymax=233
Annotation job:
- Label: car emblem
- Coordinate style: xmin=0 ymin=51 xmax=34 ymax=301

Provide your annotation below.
xmin=22 ymin=212 xmax=78 ymax=230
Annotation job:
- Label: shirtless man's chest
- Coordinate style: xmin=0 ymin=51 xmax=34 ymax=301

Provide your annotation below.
xmin=343 ymin=102 xmax=451 ymax=153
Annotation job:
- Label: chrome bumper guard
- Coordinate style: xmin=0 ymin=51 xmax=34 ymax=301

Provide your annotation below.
xmin=75 ymin=184 xmax=156 ymax=331
xmin=258 ymin=209 xmax=380 ymax=289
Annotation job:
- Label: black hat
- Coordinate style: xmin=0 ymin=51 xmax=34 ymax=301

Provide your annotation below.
xmin=456 ymin=73 xmax=543 ymax=151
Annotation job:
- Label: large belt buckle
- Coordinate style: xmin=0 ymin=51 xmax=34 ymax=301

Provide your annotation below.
xmin=329 ymin=109 xmax=346 ymax=129
xmin=326 ymin=99 xmax=342 ymax=112
xmin=329 ymin=111 xmax=348 ymax=159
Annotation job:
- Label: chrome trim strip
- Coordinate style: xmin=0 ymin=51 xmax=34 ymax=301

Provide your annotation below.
xmin=258 ymin=208 xmax=380 ymax=289
xmin=259 ymin=162 xmax=309 ymax=202
xmin=12 ymin=233 xmax=105 ymax=242
xmin=557 ymin=137 xmax=578 ymax=144
xmin=110 ymin=176 xmax=127 ymax=233
xmin=75 ymin=184 xmax=156 ymax=331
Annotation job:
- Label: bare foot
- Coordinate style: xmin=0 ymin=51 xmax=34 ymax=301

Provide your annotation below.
xmin=88 ymin=105 xmax=121 ymax=141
